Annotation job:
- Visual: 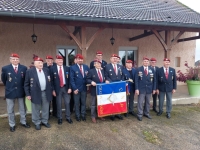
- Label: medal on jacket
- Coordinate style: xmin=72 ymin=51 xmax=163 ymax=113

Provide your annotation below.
xmin=54 ymin=72 xmax=56 ymax=78
xmin=21 ymin=72 xmax=24 ymax=78
xmin=8 ymin=73 xmax=12 ymax=82
xmin=66 ymin=72 xmax=68 ymax=78
xmin=150 ymin=73 xmax=154 ymax=82
xmin=139 ymin=71 xmax=143 ymax=80
xmin=48 ymin=76 xmax=51 ymax=82
xmin=85 ymin=71 xmax=88 ymax=75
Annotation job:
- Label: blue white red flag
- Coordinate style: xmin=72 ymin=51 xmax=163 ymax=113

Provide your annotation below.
xmin=96 ymin=81 xmax=127 ymax=117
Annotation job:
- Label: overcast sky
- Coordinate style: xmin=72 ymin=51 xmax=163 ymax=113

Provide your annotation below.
xmin=178 ymin=0 xmax=200 ymax=61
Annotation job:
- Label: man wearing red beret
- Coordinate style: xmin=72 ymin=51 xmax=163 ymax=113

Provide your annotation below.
xmin=70 ymin=54 xmax=89 ymax=121
xmin=135 ymin=57 xmax=156 ymax=121
xmin=50 ymin=55 xmax=72 ymax=124
xmin=1 ymin=53 xmax=30 ymax=132
xmin=87 ymin=59 xmax=106 ymax=123
xmin=156 ymin=58 xmax=177 ymax=119
xmin=24 ymin=57 xmax=52 ymax=130
xmin=150 ymin=58 xmax=159 ymax=113
xmin=90 ymin=51 xmax=107 ymax=70
xmin=43 ymin=55 xmax=57 ymax=118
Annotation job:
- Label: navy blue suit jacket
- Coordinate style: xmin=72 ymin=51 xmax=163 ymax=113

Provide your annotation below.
xmin=24 ymin=67 xmax=52 ymax=104
xmin=135 ymin=66 xmax=156 ymax=94
xmin=43 ymin=62 xmax=56 ymax=70
xmin=50 ymin=65 xmax=71 ymax=95
xmin=70 ymin=64 xmax=89 ymax=92
xmin=104 ymin=63 xmax=124 ymax=82
xmin=86 ymin=68 xmax=105 ymax=96
xmin=1 ymin=64 xmax=27 ymax=99
xmin=90 ymin=60 xmax=107 ymax=69
xmin=122 ymin=67 xmax=136 ymax=92
xmin=157 ymin=67 xmax=177 ymax=92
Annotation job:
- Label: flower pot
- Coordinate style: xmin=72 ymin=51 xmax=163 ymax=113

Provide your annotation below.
xmin=186 ymin=80 xmax=200 ymax=97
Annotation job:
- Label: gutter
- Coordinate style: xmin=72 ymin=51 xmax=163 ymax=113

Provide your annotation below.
xmin=0 ymin=11 xmax=200 ymax=29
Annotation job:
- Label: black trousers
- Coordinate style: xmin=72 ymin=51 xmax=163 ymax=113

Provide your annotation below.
xmin=49 ymin=96 xmax=57 ymax=116
xmin=152 ymin=93 xmax=158 ymax=110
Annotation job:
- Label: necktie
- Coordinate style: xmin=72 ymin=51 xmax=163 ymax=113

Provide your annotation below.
xmin=14 ymin=67 xmax=17 ymax=73
xmin=144 ymin=68 xmax=148 ymax=76
xmin=59 ymin=66 xmax=64 ymax=87
xmin=98 ymin=69 xmax=103 ymax=82
xmin=165 ymin=68 xmax=168 ymax=79
xmin=39 ymin=69 xmax=41 ymax=73
xmin=114 ymin=64 xmax=117 ymax=75
xmin=79 ymin=65 xmax=84 ymax=77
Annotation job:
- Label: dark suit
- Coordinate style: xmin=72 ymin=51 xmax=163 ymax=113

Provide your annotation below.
xmin=43 ymin=62 xmax=57 ymax=116
xmin=157 ymin=67 xmax=177 ymax=115
xmin=24 ymin=67 xmax=52 ymax=125
xmin=1 ymin=64 xmax=27 ymax=127
xmin=50 ymin=65 xmax=71 ymax=120
xmin=90 ymin=60 xmax=107 ymax=69
xmin=135 ymin=66 xmax=156 ymax=118
xmin=122 ymin=67 xmax=136 ymax=113
xmin=70 ymin=64 xmax=89 ymax=119
xmin=151 ymin=66 xmax=159 ymax=111
xmin=87 ymin=68 xmax=105 ymax=118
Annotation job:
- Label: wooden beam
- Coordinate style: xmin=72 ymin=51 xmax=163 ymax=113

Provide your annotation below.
xmin=171 ymin=31 xmax=185 ymax=45
xmin=152 ymin=30 xmax=168 ymax=51
xmin=70 ymin=26 xmax=81 ymax=40
xmin=165 ymin=30 xmax=171 ymax=58
xmin=0 ymin=16 xmax=200 ymax=32
xmin=178 ymin=33 xmax=200 ymax=42
xmin=129 ymin=30 xmax=162 ymax=41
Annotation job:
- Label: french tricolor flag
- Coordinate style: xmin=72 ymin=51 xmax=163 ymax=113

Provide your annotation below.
xmin=96 ymin=81 xmax=127 ymax=117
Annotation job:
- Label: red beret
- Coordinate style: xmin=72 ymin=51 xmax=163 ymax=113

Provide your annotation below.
xmin=46 ymin=55 xmax=53 ymax=59
xmin=111 ymin=54 xmax=118 ymax=58
xmin=56 ymin=55 xmax=63 ymax=59
xmin=96 ymin=51 xmax=103 ymax=55
xmin=11 ymin=53 xmax=19 ymax=58
xmin=143 ymin=57 xmax=149 ymax=61
xmin=126 ymin=60 xmax=133 ymax=63
xmin=163 ymin=58 xmax=170 ymax=62
xmin=117 ymin=56 xmax=121 ymax=59
xmin=34 ymin=57 xmax=43 ymax=62
xmin=75 ymin=54 xmax=84 ymax=59
xmin=94 ymin=59 xmax=102 ymax=64
xmin=150 ymin=58 xmax=157 ymax=61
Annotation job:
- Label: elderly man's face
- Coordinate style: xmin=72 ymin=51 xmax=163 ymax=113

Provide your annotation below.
xmin=10 ymin=57 xmax=20 ymax=66
xmin=46 ymin=59 xmax=54 ymax=66
xmin=76 ymin=58 xmax=83 ymax=65
xmin=126 ymin=63 xmax=132 ymax=69
xmin=150 ymin=61 xmax=156 ymax=67
xmin=110 ymin=57 xmax=118 ymax=64
xmin=34 ymin=61 xmax=43 ymax=69
xmin=55 ymin=59 xmax=63 ymax=66
xmin=163 ymin=61 xmax=170 ymax=68
xmin=96 ymin=54 xmax=102 ymax=61
xmin=143 ymin=60 xmax=149 ymax=67
xmin=94 ymin=62 xmax=101 ymax=69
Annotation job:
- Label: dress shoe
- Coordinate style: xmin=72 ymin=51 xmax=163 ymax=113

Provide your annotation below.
xmin=110 ymin=116 xmax=115 ymax=121
xmin=76 ymin=117 xmax=81 ymax=122
xmin=58 ymin=119 xmax=62 ymax=125
xmin=10 ymin=126 xmax=15 ymax=132
xmin=21 ymin=123 xmax=30 ymax=128
xmin=157 ymin=112 xmax=163 ymax=116
xmin=137 ymin=116 xmax=142 ymax=121
xmin=129 ymin=111 xmax=135 ymax=116
xmin=82 ymin=116 xmax=86 ymax=121
xmin=166 ymin=114 xmax=171 ymax=119
xmin=153 ymin=109 xmax=158 ymax=113
xmin=99 ymin=117 xmax=105 ymax=121
xmin=144 ymin=114 xmax=152 ymax=119
xmin=124 ymin=113 xmax=128 ymax=117
xmin=92 ymin=118 xmax=96 ymax=123
xmin=66 ymin=119 xmax=73 ymax=124
xmin=35 ymin=124 xmax=41 ymax=130
xmin=116 ymin=115 xmax=123 ymax=120
xmin=41 ymin=122 xmax=51 ymax=128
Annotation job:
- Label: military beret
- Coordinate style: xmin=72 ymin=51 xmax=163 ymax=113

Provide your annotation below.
xmin=46 ymin=55 xmax=53 ymax=59
xmin=143 ymin=57 xmax=149 ymax=61
xmin=163 ymin=58 xmax=170 ymax=62
xmin=94 ymin=59 xmax=102 ymax=64
xmin=34 ymin=57 xmax=43 ymax=62
xmin=56 ymin=55 xmax=63 ymax=59
xmin=11 ymin=53 xmax=19 ymax=58
xmin=111 ymin=54 xmax=118 ymax=58
xmin=150 ymin=58 xmax=157 ymax=61
xmin=126 ymin=60 xmax=133 ymax=63
xmin=75 ymin=54 xmax=84 ymax=59
xmin=96 ymin=51 xmax=103 ymax=55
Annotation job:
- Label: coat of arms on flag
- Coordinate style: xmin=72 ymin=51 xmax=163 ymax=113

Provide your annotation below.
xmin=96 ymin=81 xmax=127 ymax=117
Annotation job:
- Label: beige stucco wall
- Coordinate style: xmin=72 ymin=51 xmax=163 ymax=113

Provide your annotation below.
xmin=0 ymin=22 xmax=196 ymax=96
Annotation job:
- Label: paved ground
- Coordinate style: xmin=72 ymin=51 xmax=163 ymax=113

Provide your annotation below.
xmin=0 ymin=104 xmax=200 ymax=150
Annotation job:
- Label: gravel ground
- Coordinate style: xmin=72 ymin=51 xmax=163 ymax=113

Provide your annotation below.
xmin=0 ymin=104 xmax=200 ymax=150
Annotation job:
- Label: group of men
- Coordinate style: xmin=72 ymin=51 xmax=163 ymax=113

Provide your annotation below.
xmin=1 ymin=51 xmax=177 ymax=132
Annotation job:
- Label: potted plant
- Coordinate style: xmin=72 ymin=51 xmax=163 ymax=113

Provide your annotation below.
xmin=176 ymin=61 xmax=200 ymax=96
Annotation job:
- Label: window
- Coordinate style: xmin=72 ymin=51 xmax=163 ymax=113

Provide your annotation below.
xmin=175 ymin=57 xmax=181 ymax=67
xmin=118 ymin=47 xmax=138 ymax=66
xmin=57 ymin=46 xmax=77 ymax=66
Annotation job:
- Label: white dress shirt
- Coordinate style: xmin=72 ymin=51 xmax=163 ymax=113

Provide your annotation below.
xmin=36 ymin=68 xmax=46 ymax=91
